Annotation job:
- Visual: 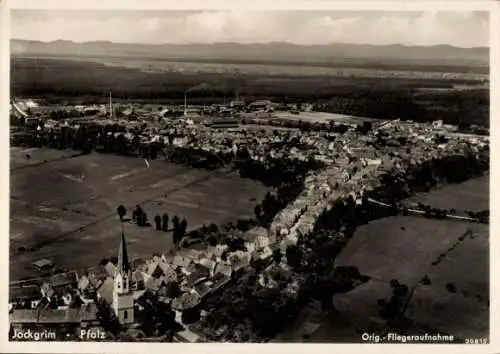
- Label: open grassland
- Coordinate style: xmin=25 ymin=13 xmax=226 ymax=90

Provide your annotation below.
xmin=10 ymin=146 xmax=79 ymax=171
xmin=335 ymin=217 xmax=480 ymax=286
xmin=332 ymin=176 xmax=489 ymax=340
xmin=272 ymin=111 xmax=377 ymax=124
xmin=405 ymin=175 xmax=489 ymax=211
xmin=10 ymin=148 xmax=269 ymax=281
xmin=15 ymin=55 xmax=488 ymax=81
xmin=405 ymin=226 xmax=489 ymax=339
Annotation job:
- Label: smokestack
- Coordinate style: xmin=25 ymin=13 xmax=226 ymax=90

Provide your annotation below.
xmin=184 ymin=92 xmax=187 ymax=116
xmin=109 ymin=90 xmax=113 ymax=119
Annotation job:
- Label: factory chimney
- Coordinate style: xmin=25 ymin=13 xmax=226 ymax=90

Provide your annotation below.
xmin=109 ymin=90 xmax=113 ymax=119
xmin=184 ymin=92 xmax=187 ymax=116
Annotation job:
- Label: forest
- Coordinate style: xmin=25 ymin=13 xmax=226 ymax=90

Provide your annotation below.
xmin=11 ymin=57 xmax=489 ymax=127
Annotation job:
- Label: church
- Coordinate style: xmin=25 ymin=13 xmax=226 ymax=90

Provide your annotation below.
xmin=112 ymin=228 xmax=135 ymax=325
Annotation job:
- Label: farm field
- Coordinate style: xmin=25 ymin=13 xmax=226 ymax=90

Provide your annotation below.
xmin=335 ymin=216 xmax=482 ymax=286
xmin=272 ymin=111 xmax=377 ymax=124
xmin=15 ymin=55 xmax=488 ymax=81
xmin=9 ymin=148 xmax=269 ymax=281
xmin=405 ymin=175 xmax=489 ymax=212
xmin=405 ymin=226 xmax=489 ymax=339
xmin=10 ymin=146 xmax=79 ymax=170
xmin=331 ymin=176 xmax=489 ymax=340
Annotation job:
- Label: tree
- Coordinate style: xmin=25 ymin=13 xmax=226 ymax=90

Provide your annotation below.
xmin=172 ymin=215 xmax=180 ymax=228
xmin=172 ymin=216 xmax=181 ymax=243
xmin=421 ymin=275 xmax=431 ymax=285
xmin=272 ymin=249 xmax=282 ymax=264
xmin=133 ymin=205 xmax=143 ymax=224
xmin=162 ymin=213 xmax=169 ymax=232
xmin=141 ymin=212 xmax=149 ymax=227
xmin=96 ymin=299 xmax=122 ymax=337
xmin=180 ymin=218 xmax=187 ymax=235
xmin=254 ymin=205 xmax=262 ymax=221
xmin=116 ymin=205 xmax=127 ymax=221
xmin=154 ymin=215 xmax=162 ymax=231
xmin=446 ymin=283 xmax=457 ymax=293
xmin=182 ymin=307 xmax=201 ymax=325
xmin=286 ymin=245 xmax=302 ymax=270
xmin=166 ymin=281 xmax=180 ymax=299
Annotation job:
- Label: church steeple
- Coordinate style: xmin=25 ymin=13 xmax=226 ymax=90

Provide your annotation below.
xmin=117 ymin=224 xmax=130 ymax=274
xmin=113 ymin=223 xmax=134 ymax=325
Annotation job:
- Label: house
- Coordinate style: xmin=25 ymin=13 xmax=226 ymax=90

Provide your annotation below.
xmin=146 ymin=261 xmax=164 ymax=278
xmin=172 ymin=255 xmax=192 ymax=270
xmin=206 ymin=244 xmax=228 ymax=261
xmin=86 ymin=267 xmax=107 ymax=288
xmin=227 ymin=251 xmax=251 ymax=272
xmin=96 ymin=277 xmax=114 ymax=304
xmin=32 ymin=259 xmax=54 ymax=271
xmin=210 ymin=273 xmax=231 ymax=294
xmin=192 ymin=282 xmax=211 ymax=299
xmin=248 ymin=100 xmax=273 ymax=111
xmin=172 ymin=292 xmax=201 ymax=311
xmin=47 ymin=271 xmax=79 ymax=289
xmin=10 ymin=303 xmax=99 ymax=329
xmin=253 ymin=246 xmax=273 ymax=261
xmin=77 ymin=276 xmax=95 ymax=295
xmin=230 ymin=100 xmax=245 ymax=108
xmin=104 ymin=262 xmax=117 ymax=277
xmin=9 ymin=285 xmax=42 ymax=304
xmin=432 ymin=120 xmax=443 ymax=129
xmin=197 ymin=258 xmax=216 ymax=276
xmin=183 ymin=265 xmax=210 ymax=288
xmin=145 ymin=276 xmax=163 ymax=292
xmin=173 ymin=328 xmax=203 ymax=343
xmin=214 ymin=262 xmax=232 ymax=278
xmin=241 ymin=233 xmax=257 ymax=253
xmin=9 ymin=309 xmax=40 ymax=326
xmin=131 ymin=270 xmax=145 ymax=290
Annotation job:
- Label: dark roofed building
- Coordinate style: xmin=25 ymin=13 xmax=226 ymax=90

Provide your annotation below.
xmin=96 ymin=277 xmax=114 ymax=304
xmin=145 ymin=276 xmax=162 ymax=292
xmin=48 ymin=271 xmax=78 ymax=288
xmin=32 ymin=259 xmax=54 ymax=271
xmin=87 ymin=266 xmax=109 ymax=284
xmin=208 ymin=119 xmax=241 ymax=129
xmin=210 ymin=274 xmax=231 ymax=294
xmin=9 ymin=309 xmax=39 ymax=324
xmin=184 ymin=265 xmax=210 ymax=288
xmin=38 ymin=308 xmax=81 ymax=324
xmin=248 ymin=100 xmax=273 ymax=111
xmin=10 ymin=303 xmax=98 ymax=327
xmin=193 ymin=282 xmax=211 ymax=299
xmin=9 ymin=285 xmax=41 ymax=303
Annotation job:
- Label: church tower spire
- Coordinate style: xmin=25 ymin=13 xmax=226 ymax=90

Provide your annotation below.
xmin=112 ymin=223 xmax=134 ymax=325
xmin=117 ymin=226 xmax=130 ymax=274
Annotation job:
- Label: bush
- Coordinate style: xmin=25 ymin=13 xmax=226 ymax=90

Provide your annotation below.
xmin=446 ymin=283 xmax=457 ymax=293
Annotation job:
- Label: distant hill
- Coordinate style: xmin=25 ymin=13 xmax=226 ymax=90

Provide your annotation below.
xmin=11 ymin=39 xmax=489 ymax=69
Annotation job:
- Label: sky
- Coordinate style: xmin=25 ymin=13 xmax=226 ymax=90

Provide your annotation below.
xmin=11 ymin=10 xmax=489 ymax=48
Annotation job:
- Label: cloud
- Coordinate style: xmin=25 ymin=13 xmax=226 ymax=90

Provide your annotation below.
xmin=11 ymin=10 xmax=489 ymax=47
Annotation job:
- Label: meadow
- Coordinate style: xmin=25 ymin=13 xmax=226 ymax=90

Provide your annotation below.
xmin=10 ymin=147 xmax=269 ymax=281
xmin=405 ymin=175 xmax=489 ymax=212
xmin=331 ymin=176 xmax=489 ymax=340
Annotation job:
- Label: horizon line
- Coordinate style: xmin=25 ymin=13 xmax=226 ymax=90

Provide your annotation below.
xmin=10 ymin=38 xmax=489 ymax=50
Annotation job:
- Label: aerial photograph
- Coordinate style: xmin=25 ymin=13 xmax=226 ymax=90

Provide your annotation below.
xmin=8 ymin=9 xmax=489 ymax=343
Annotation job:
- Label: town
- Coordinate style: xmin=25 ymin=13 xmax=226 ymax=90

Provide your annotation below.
xmin=9 ymin=95 xmax=489 ymax=342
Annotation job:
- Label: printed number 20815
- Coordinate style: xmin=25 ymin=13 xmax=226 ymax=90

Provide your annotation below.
xmin=465 ymin=338 xmax=488 ymax=344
